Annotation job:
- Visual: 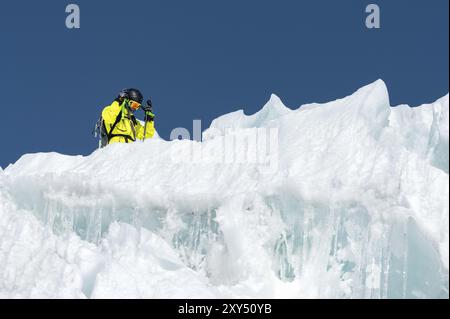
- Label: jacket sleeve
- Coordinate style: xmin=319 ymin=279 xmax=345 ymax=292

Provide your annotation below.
xmin=101 ymin=103 xmax=122 ymax=133
xmin=135 ymin=120 xmax=156 ymax=140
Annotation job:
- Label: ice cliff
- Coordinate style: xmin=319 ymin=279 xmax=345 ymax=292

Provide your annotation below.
xmin=0 ymin=80 xmax=448 ymax=298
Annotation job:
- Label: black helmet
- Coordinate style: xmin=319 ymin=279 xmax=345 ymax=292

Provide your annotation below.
xmin=119 ymin=88 xmax=143 ymax=104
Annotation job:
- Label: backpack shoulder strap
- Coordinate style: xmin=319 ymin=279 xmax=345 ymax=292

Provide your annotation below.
xmin=106 ymin=109 xmax=123 ymax=140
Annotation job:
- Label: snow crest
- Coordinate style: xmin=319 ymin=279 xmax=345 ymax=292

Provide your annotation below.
xmin=0 ymin=80 xmax=448 ymax=298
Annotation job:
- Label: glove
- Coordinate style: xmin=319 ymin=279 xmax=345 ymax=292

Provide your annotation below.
xmin=145 ymin=111 xmax=155 ymax=122
xmin=143 ymin=99 xmax=155 ymax=121
xmin=142 ymin=99 xmax=153 ymax=112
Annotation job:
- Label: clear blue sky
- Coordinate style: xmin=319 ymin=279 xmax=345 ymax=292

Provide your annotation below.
xmin=0 ymin=0 xmax=448 ymax=168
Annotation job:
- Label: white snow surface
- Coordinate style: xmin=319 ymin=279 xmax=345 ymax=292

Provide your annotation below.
xmin=0 ymin=80 xmax=448 ymax=298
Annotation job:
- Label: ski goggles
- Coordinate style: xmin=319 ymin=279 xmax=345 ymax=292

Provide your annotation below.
xmin=128 ymin=100 xmax=142 ymax=110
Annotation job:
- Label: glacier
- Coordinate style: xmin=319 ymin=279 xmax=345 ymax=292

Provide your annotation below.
xmin=0 ymin=79 xmax=448 ymax=298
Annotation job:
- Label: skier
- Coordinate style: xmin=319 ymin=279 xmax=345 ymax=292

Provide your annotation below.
xmin=99 ymin=88 xmax=155 ymax=146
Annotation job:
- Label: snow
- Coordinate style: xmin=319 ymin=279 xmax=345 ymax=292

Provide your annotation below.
xmin=389 ymin=94 xmax=449 ymax=174
xmin=0 ymin=80 xmax=448 ymax=298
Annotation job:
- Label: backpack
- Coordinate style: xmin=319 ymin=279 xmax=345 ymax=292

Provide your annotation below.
xmin=92 ymin=110 xmax=123 ymax=148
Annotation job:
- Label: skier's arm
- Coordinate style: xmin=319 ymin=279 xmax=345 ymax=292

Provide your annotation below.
xmin=102 ymin=103 xmax=120 ymax=125
xmin=136 ymin=119 xmax=155 ymax=139
xmin=136 ymin=99 xmax=155 ymax=139
xmin=101 ymin=103 xmax=122 ymax=133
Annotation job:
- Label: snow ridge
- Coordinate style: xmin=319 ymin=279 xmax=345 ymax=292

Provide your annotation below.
xmin=0 ymin=80 xmax=448 ymax=298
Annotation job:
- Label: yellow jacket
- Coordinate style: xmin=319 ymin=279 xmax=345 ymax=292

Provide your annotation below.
xmin=102 ymin=101 xmax=155 ymax=144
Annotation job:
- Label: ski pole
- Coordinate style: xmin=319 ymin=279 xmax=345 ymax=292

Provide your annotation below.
xmin=142 ymin=99 xmax=152 ymax=142
xmin=143 ymin=112 xmax=148 ymax=142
